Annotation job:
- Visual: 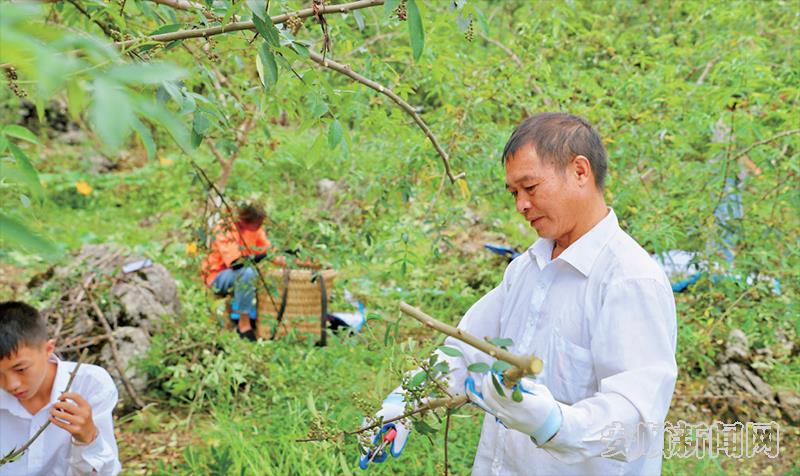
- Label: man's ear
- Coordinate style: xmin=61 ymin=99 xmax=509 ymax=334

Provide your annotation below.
xmin=571 ymin=155 xmax=594 ymax=188
xmin=43 ymin=339 xmax=55 ymax=358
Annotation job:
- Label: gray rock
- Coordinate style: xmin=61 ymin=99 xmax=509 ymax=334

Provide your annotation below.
xmin=87 ymin=155 xmax=117 ymax=174
xmin=53 ymin=244 xmax=181 ymax=331
xmin=99 ymin=326 xmax=150 ymax=405
xmin=721 ymin=328 xmax=750 ymax=364
xmin=110 ymin=261 xmax=180 ymax=331
xmin=776 ymin=390 xmax=800 ymax=424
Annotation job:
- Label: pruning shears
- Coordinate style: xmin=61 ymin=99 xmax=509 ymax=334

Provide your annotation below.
xmin=367 ymin=427 xmax=397 ymax=464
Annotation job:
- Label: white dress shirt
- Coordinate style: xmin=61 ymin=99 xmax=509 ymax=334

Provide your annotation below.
xmin=0 ymin=357 xmax=121 ymax=476
xmin=441 ymin=209 xmax=678 ymax=475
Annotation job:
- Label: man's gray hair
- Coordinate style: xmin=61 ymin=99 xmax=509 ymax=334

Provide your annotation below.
xmin=502 ymin=112 xmax=608 ymax=189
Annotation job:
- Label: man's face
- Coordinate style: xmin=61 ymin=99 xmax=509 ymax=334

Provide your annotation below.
xmin=505 ymin=145 xmax=581 ymax=241
xmin=0 ymin=340 xmax=54 ymax=401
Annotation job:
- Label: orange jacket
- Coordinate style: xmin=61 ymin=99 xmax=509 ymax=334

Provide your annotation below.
xmin=201 ymin=222 xmax=271 ymax=286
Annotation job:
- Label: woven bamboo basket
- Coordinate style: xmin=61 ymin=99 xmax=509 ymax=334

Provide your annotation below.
xmin=256 ymin=267 xmax=336 ymax=340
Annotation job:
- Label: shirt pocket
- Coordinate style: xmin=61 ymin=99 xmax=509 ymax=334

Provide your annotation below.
xmin=545 ymin=327 xmax=596 ymax=404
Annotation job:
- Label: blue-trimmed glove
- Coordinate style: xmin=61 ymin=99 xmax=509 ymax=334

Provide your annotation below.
xmin=465 ymin=373 xmax=562 ymax=446
xmin=358 ymin=392 xmax=411 ymax=470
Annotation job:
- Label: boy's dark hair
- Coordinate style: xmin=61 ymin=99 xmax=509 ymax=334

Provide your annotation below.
xmin=0 ymin=301 xmax=48 ymax=359
xmin=238 ymin=203 xmax=267 ymax=225
xmin=502 ymin=112 xmax=608 ymax=189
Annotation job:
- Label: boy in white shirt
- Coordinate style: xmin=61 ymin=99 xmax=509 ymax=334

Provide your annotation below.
xmin=0 ymin=301 xmax=121 ymax=476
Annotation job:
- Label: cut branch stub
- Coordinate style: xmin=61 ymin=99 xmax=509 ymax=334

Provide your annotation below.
xmin=398 ymin=302 xmax=543 ymax=388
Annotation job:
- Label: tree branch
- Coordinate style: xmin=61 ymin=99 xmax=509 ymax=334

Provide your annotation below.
xmin=148 ymin=0 xmax=221 ymax=21
xmin=399 ymin=302 xmax=542 ymax=387
xmin=65 ymin=0 xmax=120 ymax=41
xmin=307 ymin=50 xmax=465 ymax=183
xmin=295 ymin=394 xmax=468 ymax=443
xmin=443 ymin=409 xmax=451 ymax=476
xmin=0 ymin=351 xmax=87 ymax=467
xmin=118 ymin=0 xmax=384 ymax=48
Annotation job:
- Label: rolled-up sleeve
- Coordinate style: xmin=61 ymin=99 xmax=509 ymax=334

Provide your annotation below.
xmin=543 ymin=278 xmax=678 ymax=463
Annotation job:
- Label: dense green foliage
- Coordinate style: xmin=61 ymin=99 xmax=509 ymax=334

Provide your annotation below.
xmin=1 ymin=0 xmax=798 ymax=474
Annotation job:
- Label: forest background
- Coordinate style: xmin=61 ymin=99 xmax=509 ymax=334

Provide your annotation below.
xmin=0 ymin=0 xmax=798 ymax=474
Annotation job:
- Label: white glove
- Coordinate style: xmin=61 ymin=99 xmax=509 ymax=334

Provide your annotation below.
xmin=358 ymin=392 xmax=411 ymax=469
xmin=465 ymin=373 xmax=562 ymax=446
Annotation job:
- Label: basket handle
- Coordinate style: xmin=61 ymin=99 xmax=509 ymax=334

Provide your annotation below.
xmin=269 ymin=267 xmax=291 ymax=340
xmin=316 ymin=273 xmax=328 ymax=347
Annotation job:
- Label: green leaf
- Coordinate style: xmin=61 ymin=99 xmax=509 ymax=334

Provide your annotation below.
xmin=290 ymin=41 xmax=310 ymax=58
xmin=408 ymin=370 xmax=427 ymax=388
xmin=8 ymin=142 xmax=43 ymax=201
xmin=3 ymin=125 xmax=38 ymax=144
xmin=246 ymin=0 xmax=266 ymax=20
xmin=0 ymin=134 xmax=8 ymax=155
xmin=490 ymin=372 xmax=505 ymax=397
xmin=384 ymin=0 xmax=400 ymax=15
xmin=193 ymin=112 xmax=212 ymax=135
xmin=252 ymin=14 xmax=280 ymax=48
xmin=433 ymin=361 xmax=450 ymax=374
xmin=107 ymin=62 xmax=186 ymax=85
xmin=407 ymin=0 xmax=424 ymax=61
xmin=492 ymin=360 xmax=513 ymax=373
xmin=306 ymin=93 xmax=328 ymax=117
xmin=512 ymin=387 xmax=523 ymax=403
xmin=91 ymin=79 xmax=134 ymax=150
xmin=149 ymin=23 xmax=183 ymax=35
xmin=467 ymin=362 xmax=491 ymax=373
xmin=66 ymin=80 xmax=86 ymax=122
xmin=488 ymin=337 xmax=514 ymax=349
xmin=35 ymin=97 xmax=45 ymax=123
xmin=0 ymin=213 xmax=60 ymax=258
xmin=134 ymin=100 xmax=191 ymax=153
xmin=473 ymin=6 xmax=489 ymax=34
xmin=131 ymin=117 xmax=156 ymax=160
xmin=413 ymin=419 xmax=438 ymax=435
xmin=256 ymin=43 xmax=278 ymax=89
xmin=327 ymin=119 xmax=343 ymax=149
xmin=437 ymin=345 xmax=463 ymax=358
xmin=353 ymin=10 xmax=365 ymax=31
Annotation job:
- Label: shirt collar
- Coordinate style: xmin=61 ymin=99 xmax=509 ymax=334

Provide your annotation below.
xmin=528 ymin=237 xmax=555 ymax=270
xmin=556 ymin=208 xmax=619 ymax=277
xmin=0 ymin=355 xmax=64 ymax=418
xmin=527 ymin=208 xmax=619 ymax=276
xmin=49 ymin=355 xmax=69 ymax=404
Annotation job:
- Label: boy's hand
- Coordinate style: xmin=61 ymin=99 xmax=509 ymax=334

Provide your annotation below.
xmin=49 ymin=392 xmax=98 ymax=444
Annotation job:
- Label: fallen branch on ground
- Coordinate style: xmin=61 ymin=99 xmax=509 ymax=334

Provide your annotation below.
xmin=82 ymin=285 xmax=145 ymax=409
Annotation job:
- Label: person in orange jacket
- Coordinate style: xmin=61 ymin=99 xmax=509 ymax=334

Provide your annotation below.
xmin=201 ymin=203 xmax=285 ymax=341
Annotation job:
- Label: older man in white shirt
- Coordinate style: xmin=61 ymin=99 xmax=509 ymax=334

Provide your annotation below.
xmin=361 ymin=112 xmax=677 ymax=475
